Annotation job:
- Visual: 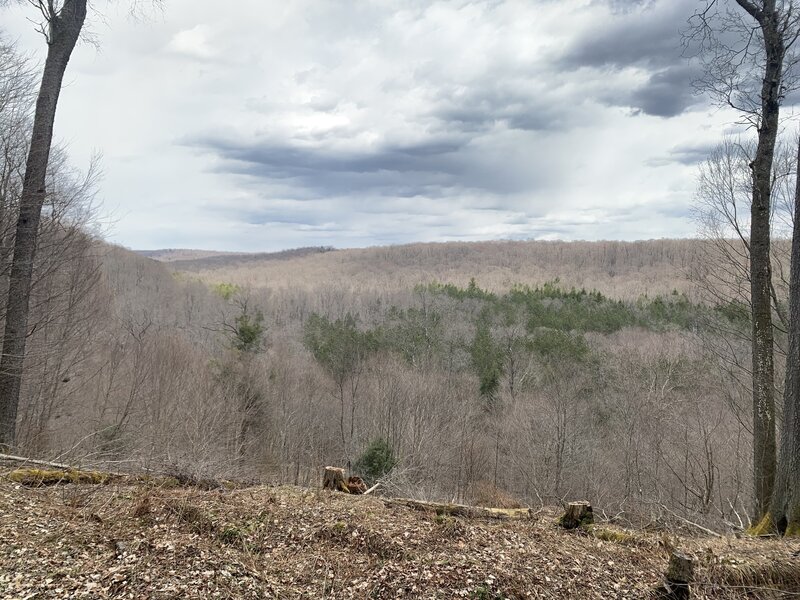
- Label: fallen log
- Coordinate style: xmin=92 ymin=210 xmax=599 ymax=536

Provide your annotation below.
xmin=4 ymin=468 xmax=113 ymax=486
xmin=0 ymin=452 xmax=77 ymax=471
xmin=384 ymin=497 xmax=534 ymax=520
xmin=363 ymin=482 xmax=381 ymax=496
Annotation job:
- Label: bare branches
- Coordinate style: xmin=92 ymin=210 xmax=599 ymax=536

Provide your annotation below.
xmin=734 ymin=0 xmax=764 ymax=22
xmin=685 ymin=1 xmax=800 ymax=124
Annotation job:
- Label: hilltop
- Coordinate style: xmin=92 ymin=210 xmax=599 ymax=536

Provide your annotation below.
xmin=145 ymin=239 xmax=699 ymax=299
xmin=0 ymin=477 xmax=798 ymax=599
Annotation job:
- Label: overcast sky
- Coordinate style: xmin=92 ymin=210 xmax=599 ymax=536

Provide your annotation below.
xmin=0 ymin=0 xmax=762 ymax=251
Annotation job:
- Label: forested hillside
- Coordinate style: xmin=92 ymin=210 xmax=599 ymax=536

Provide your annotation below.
xmin=164 ymin=239 xmax=699 ymax=300
xmin=3 ymin=238 xmax=764 ymax=535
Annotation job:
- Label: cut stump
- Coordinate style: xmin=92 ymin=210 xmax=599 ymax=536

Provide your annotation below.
xmin=560 ymin=501 xmax=593 ymax=529
xmin=664 ymin=551 xmax=693 ymax=600
xmin=322 ymin=467 xmax=349 ymax=493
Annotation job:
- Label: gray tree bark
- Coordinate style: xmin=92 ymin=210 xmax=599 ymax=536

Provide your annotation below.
xmin=771 ymin=137 xmax=800 ymax=536
xmin=735 ymin=0 xmax=781 ymax=520
xmin=0 ymin=0 xmax=87 ymax=448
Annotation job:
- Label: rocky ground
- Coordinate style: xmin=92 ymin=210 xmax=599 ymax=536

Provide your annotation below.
xmin=0 ymin=477 xmax=798 ymax=599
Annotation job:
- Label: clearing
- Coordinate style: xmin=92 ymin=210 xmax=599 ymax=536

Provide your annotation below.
xmin=0 ymin=478 xmax=798 ymax=599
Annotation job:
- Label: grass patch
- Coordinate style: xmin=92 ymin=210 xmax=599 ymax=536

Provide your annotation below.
xmin=746 ymin=513 xmax=775 ymax=537
xmin=164 ymin=500 xmax=217 ymax=534
xmin=585 ymin=524 xmax=641 ymax=545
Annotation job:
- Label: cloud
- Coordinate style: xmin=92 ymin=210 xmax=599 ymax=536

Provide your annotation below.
xmin=629 ymin=64 xmax=703 ymax=117
xmin=189 ymin=128 xmax=562 ymax=199
xmin=562 ymin=0 xmax=696 ymax=70
xmin=166 ymin=25 xmax=217 ymax=60
xmin=560 ymin=0 xmax=704 ymax=118
xmin=0 ymin=0 xmax=730 ymax=251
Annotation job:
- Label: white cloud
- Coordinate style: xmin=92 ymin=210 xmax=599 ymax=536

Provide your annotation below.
xmin=166 ymin=24 xmax=216 ymax=60
xmin=0 ymin=0 xmax=744 ymax=251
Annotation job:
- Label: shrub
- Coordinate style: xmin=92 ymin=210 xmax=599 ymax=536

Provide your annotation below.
xmin=353 ymin=438 xmax=396 ymax=484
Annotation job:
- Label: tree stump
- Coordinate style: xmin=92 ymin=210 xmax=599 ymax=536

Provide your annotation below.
xmin=664 ymin=551 xmax=693 ymax=600
xmin=347 ymin=476 xmax=367 ymax=494
xmin=322 ymin=467 xmax=349 ymax=493
xmin=559 ymin=501 xmax=593 ymax=529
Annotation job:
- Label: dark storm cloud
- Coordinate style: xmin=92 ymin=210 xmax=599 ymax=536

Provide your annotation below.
xmin=561 ymin=0 xmax=704 ymax=118
xmin=595 ymin=63 xmax=702 ymax=117
xmin=629 ymin=64 xmax=702 ymax=117
xmin=190 ymin=132 xmax=548 ymax=198
xmin=192 ymin=136 xmax=461 ymax=197
xmin=430 ymin=82 xmax=580 ymax=133
xmin=562 ymin=0 xmax=695 ymax=70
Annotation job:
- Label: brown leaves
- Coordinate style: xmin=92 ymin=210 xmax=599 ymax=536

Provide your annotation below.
xmin=0 ymin=481 xmax=798 ymax=599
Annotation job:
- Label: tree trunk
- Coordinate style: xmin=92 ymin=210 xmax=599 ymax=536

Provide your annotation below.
xmin=559 ymin=501 xmax=593 ymax=529
xmin=748 ymin=5 xmax=782 ymax=520
xmin=771 ymin=137 xmax=800 ymax=537
xmin=0 ymin=0 xmax=87 ymax=448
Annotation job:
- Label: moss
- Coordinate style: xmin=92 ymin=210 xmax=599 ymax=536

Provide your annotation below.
xmin=784 ymin=508 xmax=800 ymax=537
xmin=746 ymin=513 xmax=775 ymax=537
xmin=784 ymin=504 xmax=800 ymax=537
xmin=6 ymin=468 xmax=110 ymax=487
xmin=586 ymin=525 xmax=638 ymax=545
xmin=785 ymin=521 xmax=800 ymax=537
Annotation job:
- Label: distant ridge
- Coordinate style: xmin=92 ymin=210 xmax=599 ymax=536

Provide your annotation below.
xmin=136 ymin=246 xmax=336 ymax=271
xmin=148 ymin=238 xmax=702 ymax=299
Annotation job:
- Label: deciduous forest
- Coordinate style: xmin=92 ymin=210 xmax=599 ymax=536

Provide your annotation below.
xmin=1 ymin=235 xmax=787 ymax=531
xmin=1 ymin=0 xmax=800 ymax=598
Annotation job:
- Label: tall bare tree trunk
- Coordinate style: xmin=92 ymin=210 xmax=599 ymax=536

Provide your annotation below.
xmin=745 ymin=0 xmax=781 ymax=520
xmin=0 ymin=0 xmax=87 ymax=448
xmin=771 ymin=137 xmax=800 ymax=536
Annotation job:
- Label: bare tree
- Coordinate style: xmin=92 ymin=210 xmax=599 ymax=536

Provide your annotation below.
xmin=692 ymin=138 xmax=795 ymax=438
xmin=0 ymin=39 xmax=36 ymax=272
xmin=687 ymin=0 xmax=800 ymax=519
xmin=0 ymin=0 xmax=88 ymax=448
xmin=771 ymin=137 xmax=800 ymax=535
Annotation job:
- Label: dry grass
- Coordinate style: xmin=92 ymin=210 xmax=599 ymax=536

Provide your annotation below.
xmin=0 ymin=479 xmax=798 ymax=599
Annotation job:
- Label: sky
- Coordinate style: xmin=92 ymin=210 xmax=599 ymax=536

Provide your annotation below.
xmin=0 ymin=0 xmax=762 ymax=251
